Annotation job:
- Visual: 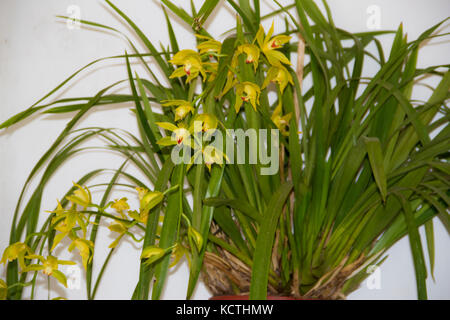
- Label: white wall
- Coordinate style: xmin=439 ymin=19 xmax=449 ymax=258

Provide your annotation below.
xmin=0 ymin=0 xmax=449 ymax=300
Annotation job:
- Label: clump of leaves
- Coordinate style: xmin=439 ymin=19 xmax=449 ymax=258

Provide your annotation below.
xmin=1 ymin=0 xmax=448 ymax=300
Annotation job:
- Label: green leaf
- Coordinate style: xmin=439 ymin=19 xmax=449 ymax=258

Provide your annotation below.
xmin=424 ymin=220 xmax=435 ymax=280
xmin=186 ymin=166 xmax=224 ymax=299
xmin=363 ymin=137 xmax=388 ymax=202
xmin=87 ymin=159 xmax=128 ymax=299
xmin=152 ymin=164 xmax=185 ymax=299
xmin=226 ymin=0 xmax=255 ymax=34
xmin=197 ymin=0 xmax=220 ymax=26
xmin=105 ymin=0 xmax=171 ymax=79
xmin=135 ymin=157 xmax=174 ymax=300
xmin=160 ymin=0 xmax=194 ymax=27
xmin=396 ymin=193 xmax=428 ymax=300
xmin=125 ymin=54 xmax=161 ymax=157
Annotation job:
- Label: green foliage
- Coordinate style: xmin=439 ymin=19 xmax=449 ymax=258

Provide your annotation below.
xmin=1 ymin=0 xmax=448 ymax=300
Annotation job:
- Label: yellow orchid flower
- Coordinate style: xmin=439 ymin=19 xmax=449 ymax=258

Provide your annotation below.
xmin=128 ymin=188 xmax=163 ymax=224
xmin=190 ymin=113 xmax=218 ymax=134
xmin=66 ymin=183 xmax=92 ymax=209
xmin=271 ymin=102 xmax=292 ymax=136
xmin=169 ymin=243 xmax=190 ymax=268
xmin=111 ymin=197 xmax=130 ymax=215
xmin=190 ymin=145 xmax=228 ymax=172
xmin=234 ymin=82 xmax=261 ymax=113
xmin=107 ymin=222 xmax=128 ymax=249
xmin=196 ymin=34 xmax=221 ymax=56
xmin=168 ymin=49 xmax=206 ymax=83
xmin=48 ymin=201 xmax=75 ymax=232
xmin=24 ymin=254 xmax=75 ymax=288
xmin=48 ymin=202 xmax=89 ymax=250
xmin=140 ymin=190 xmax=164 ymax=214
xmin=107 ymin=215 xmax=139 ymax=249
xmin=236 ymin=44 xmax=260 ymax=71
xmin=51 ymin=200 xmax=66 ymax=216
xmin=0 ymin=279 xmax=7 ymax=300
xmin=161 ymin=100 xmax=195 ymax=122
xmin=256 ymin=22 xmax=291 ymax=67
xmin=262 ymin=66 xmax=294 ymax=93
xmin=68 ymin=237 xmax=94 ymax=269
xmin=204 ymin=145 xmax=228 ymax=171
xmin=188 ymin=227 xmax=203 ymax=252
xmin=219 ymin=50 xmax=240 ymax=98
xmin=128 ymin=210 xmax=148 ymax=225
xmin=108 ymin=197 xmax=135 ymax=247
xmin=136 ymin=187 xmax=148 ymax=201
xmin=220 ymin=71 xmax=238 ymax=99
xmin=156 ymin=122 xmax=191 ymax=147
xmin=128 ymin=206 xmax=162 ymax=226
xmin=1 ymin=242 xmax=33 ymax=270
xmin=140 ymin=245 xmax=173 ymax=266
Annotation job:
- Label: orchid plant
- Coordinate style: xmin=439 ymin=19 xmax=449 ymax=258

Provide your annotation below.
xmin=1 ymin=0 xmax=449 ymax=300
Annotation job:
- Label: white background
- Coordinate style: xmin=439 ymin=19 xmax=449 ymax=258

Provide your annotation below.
xmin=0 ymin=0 xmax=449 ymax=300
